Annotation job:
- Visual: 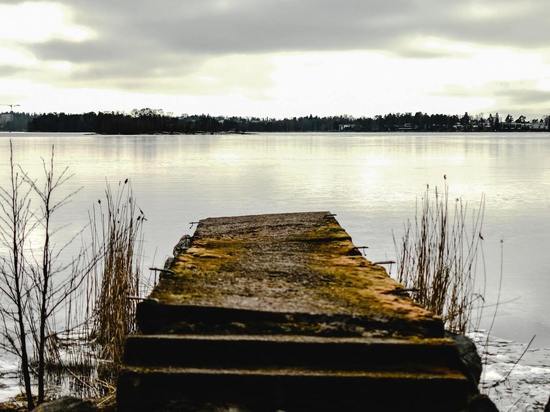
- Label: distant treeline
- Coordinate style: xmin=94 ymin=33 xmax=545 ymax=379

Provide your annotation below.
xmin=2 ymin=109 xmax=550 ymax=133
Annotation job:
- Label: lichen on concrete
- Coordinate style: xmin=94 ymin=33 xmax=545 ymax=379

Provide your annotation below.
xmin=149 ymin=211 xmax=442 ymax=337
xmin=121 ymin=212 xmax=475 ymax=411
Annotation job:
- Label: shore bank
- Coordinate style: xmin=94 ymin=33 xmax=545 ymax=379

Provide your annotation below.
xmin=470 ymin=331 xmax=550 ymax=411
xmin=1 ymin=332 xmax=549 ymax=410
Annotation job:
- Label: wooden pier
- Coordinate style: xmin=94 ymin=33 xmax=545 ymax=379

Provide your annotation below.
xmin=117 ymin=212 xmax=475 ymax=411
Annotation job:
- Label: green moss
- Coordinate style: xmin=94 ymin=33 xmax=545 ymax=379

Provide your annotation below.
xmin=148 ymin=212 xmax=441 ymax=336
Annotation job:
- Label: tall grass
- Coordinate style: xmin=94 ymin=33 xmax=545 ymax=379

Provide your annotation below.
xmin=394 ymin=180 xmax=485 ymax=333
xmin=37 ymin=180 xmax=145 ymax=405
xmin=90 ymin=180 xmax=144 ymax=366
xmin=0 ymin=142 xmax=145 ymax=406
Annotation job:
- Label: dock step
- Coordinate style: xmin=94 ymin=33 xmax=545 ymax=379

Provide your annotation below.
xmin=117 ymin=212 xmax=477 ymax=411
xmin=123 ymin=333 xmax=464 ymax=371
xmin=117 ymin=366 xmax=470 ymax=411
xmin=136 ymin=302 xmax=442 ymax=337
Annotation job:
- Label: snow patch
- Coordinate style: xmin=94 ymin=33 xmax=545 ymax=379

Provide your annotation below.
xmin=470 ymin=331 xmax=550 ymax=411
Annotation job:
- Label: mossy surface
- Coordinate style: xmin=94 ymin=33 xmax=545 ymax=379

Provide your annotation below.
xmin=149 ymin=212 xmax=442 ymax=336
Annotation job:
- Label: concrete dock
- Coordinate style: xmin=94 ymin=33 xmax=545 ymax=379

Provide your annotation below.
xmin=117 ymin=212 xmax=474 ymax=411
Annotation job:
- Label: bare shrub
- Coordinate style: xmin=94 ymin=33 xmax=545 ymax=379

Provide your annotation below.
xmin=0 ymin=143 xmax=99 ymax=408
xmin=0 ymin=141 xmax=35 ymax=409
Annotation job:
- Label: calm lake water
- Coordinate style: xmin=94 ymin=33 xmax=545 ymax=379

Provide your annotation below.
xmin=1 ymin=131 xmax=549 ymax=351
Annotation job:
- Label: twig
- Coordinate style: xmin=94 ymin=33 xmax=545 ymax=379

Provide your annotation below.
xmin=489 ymin=334 xmax=536 ymax=389
xmin=148 ymin=267 xmax=175 ymax=276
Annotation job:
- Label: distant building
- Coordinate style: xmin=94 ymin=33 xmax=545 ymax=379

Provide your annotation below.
xmin=529 ymin=119 xmax=546 ymax=130
xmin=511 ymin=118 xmax=527 ymax=129
xmin=339 ymin=124 xmax=353 ymax=131
xmin=398 ymin=123 xmax=414 ymax=131
xmin=0 ymin=113 xmax=13 ymax=126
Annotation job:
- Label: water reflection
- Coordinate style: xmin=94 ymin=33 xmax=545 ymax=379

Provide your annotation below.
xmin=0 ymin=132 xmax=549 ymax=344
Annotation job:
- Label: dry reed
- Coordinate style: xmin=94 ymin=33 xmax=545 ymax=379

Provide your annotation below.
xmin=90 ymin=180 xmax=144 ymax=366
xmin=1 ymin=143 xmax=146 ymax=405
xmin=41 ymin=180 xmax=145 ymax=398
xmin=394 ymin=179 xmax=485 ymax=333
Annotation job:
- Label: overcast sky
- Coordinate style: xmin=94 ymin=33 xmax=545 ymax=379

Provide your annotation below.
xmin=1 ymin=0 xmax=550 ymax=117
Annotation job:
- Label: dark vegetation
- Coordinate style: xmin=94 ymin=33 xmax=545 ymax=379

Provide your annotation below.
xmin=1 ymin=109 xmax=549 ymax=133
xmin=0 ymin=143 xmax=145 ymax=409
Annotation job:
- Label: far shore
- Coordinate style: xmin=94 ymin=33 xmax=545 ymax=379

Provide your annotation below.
xmin=3 ymin=129 xmax=550 ymax=136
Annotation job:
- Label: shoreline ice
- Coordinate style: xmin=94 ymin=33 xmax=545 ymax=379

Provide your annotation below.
xmin=470 ymin=331 xmax=550 ymax=411
xmin=0 ymin=357 xmax=21 ymax=402
xmin=1 ymin=331 xmax=550 ymax=410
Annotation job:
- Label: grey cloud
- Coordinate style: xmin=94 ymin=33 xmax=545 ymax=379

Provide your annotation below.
xmin=48 ymin=0 xmax=550 ymax=53
xmin=21 ymin=0 xmax=430 ymax=89
xmin=30 ymin=40 xmax=138 ymax=63
xmin=439 ymin=81 xmax=550 ymax=114
xmin=10 ymin=0 xmax=550 ymax=90
xmin=0 ymin=65 xmax=25 ymax=76
xmin=493 ymin=85 xmax=550 ymax=105
xmin=31 ymin=0 xmax=414 ymax=57
xmin=389 ymin=47 xmax=459 ymax=60
xmin=30 ymin=39 xmax=198 ymax=77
